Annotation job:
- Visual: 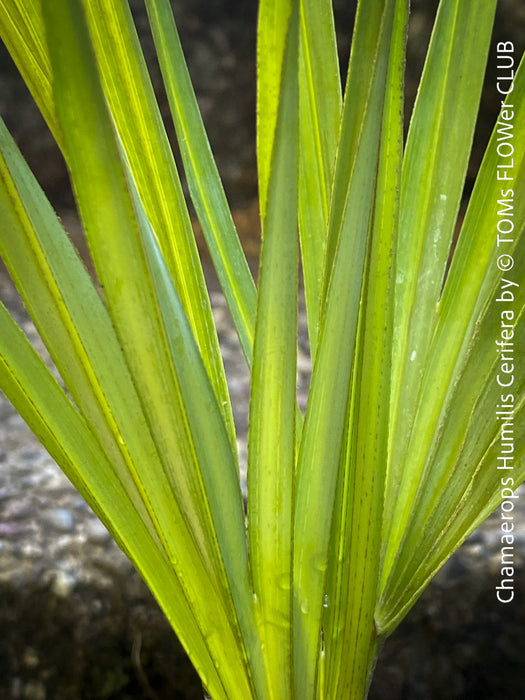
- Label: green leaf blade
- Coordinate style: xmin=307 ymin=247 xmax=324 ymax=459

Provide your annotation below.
xmin=0 ymin=0 xmax=236 ymax=445
xmin=247 ymin=5 xmax=299 ymax=697
xmin=257 ymin=0 xmax=293 ymax=218
xmin=81 ymin=0 xmax=237 ymax=445
xmin=0 ymin=0 xmax=58 ymax=143
xmin=298 ymin=0 xmax=342 ymax=357
xmin=0 ymin=302 xmax=232 ymax=700
xmin=382 ymin=0 xmax=499 ymax=582
xmin=378 ymin=58 xmax=525 ymax=630
xmin=40 ymin=1 xmax=258 ymax=694
xmin=0 ymin=106 xmax=253 ymax=698
xmin=292 ymin=1 xmax=405 ymax=696
xmin=144 ymin=0 xmax=258 ymax=368
xmin=323 ymin=1 xmax=407 ymax=695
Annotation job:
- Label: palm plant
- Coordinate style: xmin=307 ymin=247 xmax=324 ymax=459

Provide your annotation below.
xmin=0 ymin=0 xmax=523 ymax=697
